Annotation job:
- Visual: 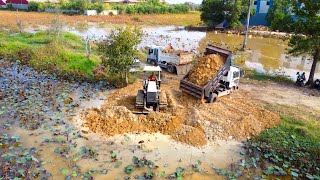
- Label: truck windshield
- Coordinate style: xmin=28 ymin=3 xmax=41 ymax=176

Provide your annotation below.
xmin=149 ymin=49 xmax=153 ymax=55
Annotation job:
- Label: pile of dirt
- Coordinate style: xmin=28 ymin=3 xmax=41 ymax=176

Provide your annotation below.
xmin=83 ymin=73 xmax=280 ymax=146
xmin=187 ymin=54 xmax=225 ymax=86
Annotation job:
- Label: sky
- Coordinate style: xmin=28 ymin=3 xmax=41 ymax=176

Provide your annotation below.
xmin=165 ymin=0 xmax=202 ymax=4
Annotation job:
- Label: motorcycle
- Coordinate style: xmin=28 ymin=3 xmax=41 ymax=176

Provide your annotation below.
xmin=315 ymin=79 xmax=320 ymax=90
xmin=296 ymin=72 xmax=306 ymax=87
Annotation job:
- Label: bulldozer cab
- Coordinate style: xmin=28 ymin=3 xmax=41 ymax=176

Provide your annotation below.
xmin=143 ymin=66 xmax=162 ymax=88
xmin=135 ymin=66 xmax=167 ymax=113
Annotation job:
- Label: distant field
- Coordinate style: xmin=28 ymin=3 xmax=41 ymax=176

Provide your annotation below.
xmin=0 ymin=10 xmax=201 ymax=31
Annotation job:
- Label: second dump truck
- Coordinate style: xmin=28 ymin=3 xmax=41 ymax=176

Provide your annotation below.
xmin=147 ymin=46 xmax=193 ymax=75
xmin=180 ymin=45 xmax=241 ymax=103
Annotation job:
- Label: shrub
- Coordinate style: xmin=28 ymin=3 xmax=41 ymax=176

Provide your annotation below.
xmin=38 ymin=3 xmax=45 ymax=11
xmin=28 ymin=2 xmax=39 ymax=12
xmin=88 ymin=3 xmax=104 ymax=13
xmin=104 ymin=3 xmax=111 ymax=10
xmin=6 ymin=3 xmax=14 ymax=10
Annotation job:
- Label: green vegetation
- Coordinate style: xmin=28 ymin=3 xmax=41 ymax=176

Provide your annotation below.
xmin=97 ymin=26 xmax=142 ymax=85
xmin=112 ymin=0 xmax=190 ymax=14
xmin=266 ymin=0 xmax=293 ymax=32
xmin=200 ymin=0 xmax=253 ymax=28
xmin=257 ymin=115 xmax=320 ymax=153
xmin=25 ymin=0 xmax=104 ymax=14
xmin=287 ymin=1 xmax=320 ymax=86
xmin=0 ymin=31 xmax=100 ymax=80
xmin=215 ymin=115 xmax=320 ymax=179
xmin=249 ymin=115 xmax=320 ymax=179
xmin=24 ymin=0 xmax=189 ymax=15
xmin=244 ymin=69 xmax=293 ymax=84
xmin=266 ymin=0 xmax=320 ymax=86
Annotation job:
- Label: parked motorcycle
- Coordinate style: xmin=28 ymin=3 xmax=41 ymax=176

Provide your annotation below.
xmin=296 ymin=72 xmax=306 ymax=87
xmin=314 ymin=79 xmax=320 ymax=90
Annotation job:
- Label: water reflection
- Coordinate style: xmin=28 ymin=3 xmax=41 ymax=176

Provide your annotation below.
xmin=198 ymin=31 xmax=320 ymax=80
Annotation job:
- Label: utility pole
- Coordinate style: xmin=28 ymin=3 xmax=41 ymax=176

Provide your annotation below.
xmin=243 ymin=0 xmax=252 ymax=49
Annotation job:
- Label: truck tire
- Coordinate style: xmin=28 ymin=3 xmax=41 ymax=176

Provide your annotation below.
xmin=153 ymin=104 xmax=160 ymax=111
xmin=315 ymin=79 xmax=320 ymax=90
xmin=207 ymin=93 xmax=217 ymax=103
xmin=167 ymin=65 xmax=174 ymax=73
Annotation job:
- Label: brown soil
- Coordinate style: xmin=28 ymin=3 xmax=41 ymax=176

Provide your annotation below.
xmin=187 ymin=54 xmax=225 ymax=86
xmin=83 ymin=73 xmax=280 ymax=146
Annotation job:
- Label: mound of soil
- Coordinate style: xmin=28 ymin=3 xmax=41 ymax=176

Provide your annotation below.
xmin=83 ymin=73 xmax=280 ymax=146
xmin=187 ymin=54 xmax=225 ymax=86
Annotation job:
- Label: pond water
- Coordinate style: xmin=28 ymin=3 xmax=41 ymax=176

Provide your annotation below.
xmin=53 ymin=24 xmax=320 ymax=81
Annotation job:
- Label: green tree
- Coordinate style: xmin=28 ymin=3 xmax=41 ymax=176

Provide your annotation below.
xmin=228 ymin=0 xmax=243 ymax=28
xmin=287 ymin=0 xmax=320 ymax=86
xmin=200 ymin=0 xmax=226 ymax=27
xmin=200 ymin=0 xmax=250 ymax=28
xmin=266 ymin=0 xmax=293 ymax=31
xmin=97 ymin=27 xmax=143 ymax=85
xmin=28 ymin=2 xmax=39 ymax=12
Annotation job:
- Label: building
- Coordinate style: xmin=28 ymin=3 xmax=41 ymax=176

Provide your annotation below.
xmin=6 ymin=0 xmax=29 ymax=9
xmin=250 ymin=0 xmax=273 ymax=26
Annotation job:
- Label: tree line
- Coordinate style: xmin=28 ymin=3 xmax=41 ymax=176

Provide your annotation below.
xmin=25 ymin=0 xmax=189 ymax=15
xmin=112 ymin=0 xmax=190 ymax=15
xmin=26 ymin=0 xmax=107 ymax=14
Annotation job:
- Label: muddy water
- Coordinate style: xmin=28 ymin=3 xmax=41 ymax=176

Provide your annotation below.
xmin=35 ymin=23 xmax=319 ymax=80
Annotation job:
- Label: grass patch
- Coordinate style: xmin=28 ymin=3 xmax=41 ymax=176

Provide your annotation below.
xmin=0 ymin=31 xmax=100 ymax=80
xmin=257 ymin=115 xmax=320 ymax=153
xmin=215 ymin=115 xmax=320 ymax=179
xmin=245 ymin=115 xmax=320 ymax=179
xmin=245 ymin=69 xmax=294 ymax=84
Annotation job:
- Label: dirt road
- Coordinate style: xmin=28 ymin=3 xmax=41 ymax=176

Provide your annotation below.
xmin=241 ymin=79 xmax=320 ymax=119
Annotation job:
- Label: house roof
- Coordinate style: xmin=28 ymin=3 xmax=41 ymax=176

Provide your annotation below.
xmin=6 ymin=0 xmax=28 ymax=4
xmin=0 ymin=0 xmax=6 ymax=5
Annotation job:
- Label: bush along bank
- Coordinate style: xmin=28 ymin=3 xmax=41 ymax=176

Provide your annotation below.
xmin=0 ymin=31 xmax=102 ymax=82
xmin=214 ymin=115 xmax=320 ymax=179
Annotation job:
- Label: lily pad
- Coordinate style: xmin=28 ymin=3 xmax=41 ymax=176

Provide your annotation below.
xmin=61 ymin=168 xmax=69 ymax=175
xmin=125 ymin=165 xmax=135 ymax=174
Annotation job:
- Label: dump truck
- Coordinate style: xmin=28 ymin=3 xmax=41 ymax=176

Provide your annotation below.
xmin=146 ymin=46 xmax=193 ymax=75
xmin=135 ymin=65 xmax=168 ymax=114
xmin=180 ymin=45 xmax=241 ymax=103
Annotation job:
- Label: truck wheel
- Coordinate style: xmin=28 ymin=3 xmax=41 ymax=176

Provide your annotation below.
xmin=153 ymin=104 xmax=160 ymax=111
xmin=207 ymin=93 xmax=217 ymax=103
xmin=167 ymin=65 xmax=174 ymax=73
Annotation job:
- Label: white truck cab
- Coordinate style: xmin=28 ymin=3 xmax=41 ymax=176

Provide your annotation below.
xmin=221 ymin=66 xmax=241 ymax=89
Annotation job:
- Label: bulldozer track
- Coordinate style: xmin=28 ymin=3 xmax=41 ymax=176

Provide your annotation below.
xmin=136 ymin=90 xmax=144 ymax=109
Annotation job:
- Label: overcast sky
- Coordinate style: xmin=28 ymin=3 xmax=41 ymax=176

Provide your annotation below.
xmin=165 ymin=0 xmax=202 ymax=4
